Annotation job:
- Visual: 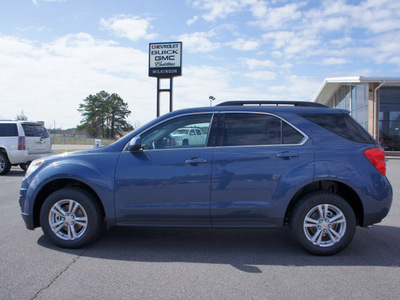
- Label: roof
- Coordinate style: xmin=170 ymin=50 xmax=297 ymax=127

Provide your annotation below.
xmin=217 ymin=100 xmax=327 ymax=107
xmin=0 ymin=120 xmax=43 ymax=124
xmin=313 ymin=76 xmax=400 ymax=105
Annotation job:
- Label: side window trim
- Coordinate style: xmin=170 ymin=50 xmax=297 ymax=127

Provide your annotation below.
xmin=215 ymin=111 xmax=308 ymax=147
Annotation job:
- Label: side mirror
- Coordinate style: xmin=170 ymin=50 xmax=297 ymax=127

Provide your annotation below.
xmin=127 ymin=136 xmax=142 ymax=151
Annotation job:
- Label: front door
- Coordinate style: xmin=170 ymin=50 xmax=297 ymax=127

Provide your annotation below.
xmin=114 ymin=113 xmax=215 ymax=226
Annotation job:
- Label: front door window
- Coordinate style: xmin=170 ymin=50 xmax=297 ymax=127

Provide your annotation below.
xmin=141 ymin=114 xmax=212 ymax=149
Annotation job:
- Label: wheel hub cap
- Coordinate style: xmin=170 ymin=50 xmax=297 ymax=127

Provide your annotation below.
xmin=303 ymin=204 xmax=347 ymax=248
xmin=49 ymin=199 xmax=88 ymax=241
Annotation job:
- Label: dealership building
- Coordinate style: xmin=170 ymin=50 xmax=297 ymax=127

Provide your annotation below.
xmin=313 ymin=77 xmax=400 ymax=154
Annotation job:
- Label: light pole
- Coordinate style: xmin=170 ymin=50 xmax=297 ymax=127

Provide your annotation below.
xmin=209 ymin=96 xmax=215 ymax=106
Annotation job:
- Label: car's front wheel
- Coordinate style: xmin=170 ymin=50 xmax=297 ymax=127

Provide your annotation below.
xmin=40 ymin=188 xmax=103 ymax=248
xmin=290 ymin=192 xmax=356 ymax=256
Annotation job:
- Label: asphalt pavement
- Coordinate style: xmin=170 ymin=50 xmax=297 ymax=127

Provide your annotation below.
xmin=1 ymin=161 xmax=399 ymax=299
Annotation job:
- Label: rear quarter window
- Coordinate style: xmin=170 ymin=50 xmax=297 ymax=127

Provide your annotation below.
xmin=300 ymin=113 xmax=376 ymax=144
xmin=22 ymin=124 xmax=50 ymax=138
xmin=0 ymin=124 xmax=18 ymax=137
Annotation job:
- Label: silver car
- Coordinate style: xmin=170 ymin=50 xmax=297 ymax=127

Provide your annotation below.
xmin=0 ymin=121 xmax=53 ymax=175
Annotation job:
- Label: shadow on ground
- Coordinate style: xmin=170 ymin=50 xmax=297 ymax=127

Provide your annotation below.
xmin=37 ymin=224 xmax=400 ymax=273
xmin=6 ymin=169 xmax=25 ymax=177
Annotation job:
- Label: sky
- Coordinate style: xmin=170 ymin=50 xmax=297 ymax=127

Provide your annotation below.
xmin=1 ymin=0 xmax=400 ymax=129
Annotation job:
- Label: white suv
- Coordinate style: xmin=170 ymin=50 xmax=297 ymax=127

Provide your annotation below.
xmin=0 ymin=121 xmax=53 ymax=175
xmin=171 ymin=127 xmax=207 ymax=147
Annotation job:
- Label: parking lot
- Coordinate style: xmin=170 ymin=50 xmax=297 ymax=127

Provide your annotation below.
xmin=1 ymin=160 xmax=400 ymax=300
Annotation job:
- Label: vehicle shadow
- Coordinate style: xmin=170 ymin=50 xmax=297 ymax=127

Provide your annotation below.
xmin=37 ymin=224 xmax=400 ymax=272
xmin=6 ymin=169 xmax=25 ymax=177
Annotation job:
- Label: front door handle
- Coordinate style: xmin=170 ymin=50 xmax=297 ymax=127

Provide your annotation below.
xmin=276 ymin=152 xmax=299 ymax=159
xmin=185 ymin=158 xmax=207 ymax=165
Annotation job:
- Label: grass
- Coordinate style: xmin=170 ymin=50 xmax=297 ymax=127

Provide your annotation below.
xmin=51 ymin=136 xmax=116 ymax=145
xmin=53 ymin=149 xmax=82 ymax=155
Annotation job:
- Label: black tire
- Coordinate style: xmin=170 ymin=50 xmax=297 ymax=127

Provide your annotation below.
xmin=0 ymin=152 xmax=11 ymax=175
xmin=20 ymin=163 xmax=30 ymax=171
xmin=40 ymin=188 xmax=104 ymax=248
xmin=290 ymin=192 xmax=356 ymax=256
xmin=182 ymin=139 xmax=189 ymax=146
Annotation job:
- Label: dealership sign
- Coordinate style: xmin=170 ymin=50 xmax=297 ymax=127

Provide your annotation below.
xmin=149 ymin=42 xmax=182 ymax=78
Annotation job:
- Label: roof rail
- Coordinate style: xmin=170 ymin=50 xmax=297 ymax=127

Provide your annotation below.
xmin=216 ymin=101 xmax=327 ymax=108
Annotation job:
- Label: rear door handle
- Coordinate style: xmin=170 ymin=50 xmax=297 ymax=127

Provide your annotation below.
xmin=276 ymin=152 xmax=299 ymax=159
xmin=185 ymin=158 xmax=208 ymax=165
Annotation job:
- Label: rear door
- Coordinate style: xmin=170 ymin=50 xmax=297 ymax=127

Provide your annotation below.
xmin=210 ymin=112 xmax=314 ymax=227
xmin=21 ymin=123 xmax=51 ymax=154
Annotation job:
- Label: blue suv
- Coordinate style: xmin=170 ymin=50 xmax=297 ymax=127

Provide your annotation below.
xmin=19 ymin=101 xmax=392 ymax=255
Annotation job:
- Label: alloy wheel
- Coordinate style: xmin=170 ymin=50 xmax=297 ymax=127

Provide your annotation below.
xmin=48 ymin=199 xmax=88 ymax=241
xmin=303 ymin=204 xmax=347 ymax=248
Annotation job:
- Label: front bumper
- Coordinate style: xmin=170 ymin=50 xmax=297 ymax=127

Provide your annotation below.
xmin=19 ymin=183 xmax=35 ymax=230
xmin=21 ymin=212 xmax=35 ymax=230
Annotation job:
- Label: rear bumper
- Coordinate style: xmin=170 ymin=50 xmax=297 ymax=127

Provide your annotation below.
xmin=9 ymin=150 xmax=53 ymax=165
xmin=361 ymin=176 xmax=393 ymax=227
xmin=363 ymin=208 xmax=391 ymax=227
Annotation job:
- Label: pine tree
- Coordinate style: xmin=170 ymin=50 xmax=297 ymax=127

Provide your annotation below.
xmin=77 ymin=91 xmax=133 ymax=138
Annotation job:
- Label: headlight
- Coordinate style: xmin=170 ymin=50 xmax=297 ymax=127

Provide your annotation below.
xmin=25 ymin=160 xmax=44 ymax=177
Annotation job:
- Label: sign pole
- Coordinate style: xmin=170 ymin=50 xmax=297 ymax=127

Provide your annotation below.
xmin=157 ymin=77 xmax=161 ymax=117
xmin=149 ymin=42 xmax=182 ymax=118
xmin=170 ymin=77 xmax=173 ymax=112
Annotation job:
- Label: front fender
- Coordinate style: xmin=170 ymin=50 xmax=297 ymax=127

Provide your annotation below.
xmin=21 ymin=151 xmax=120 ymax=223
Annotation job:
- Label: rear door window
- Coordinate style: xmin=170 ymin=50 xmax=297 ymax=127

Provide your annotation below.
xmin=217 ymin=113 xmax=305 ymax=146
xmin=0 ymin=124 xmax=18 ymax=137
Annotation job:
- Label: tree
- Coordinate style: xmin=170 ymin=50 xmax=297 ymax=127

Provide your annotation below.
xmin=77 ymin=93 xmax=103 ymax=137
xmin=104 ymin=93 xmax=134 ymax=138
xmin=16 ymin=110 xmax=28 ymax=121
xmin=77 ymin=91 xmax=133 ymax=138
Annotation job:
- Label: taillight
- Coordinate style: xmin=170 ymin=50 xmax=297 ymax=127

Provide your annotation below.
xmin=18 ymin=137 xmax=26 ymax=150
xmin=364 ymin=147 xmax=386 ymax=176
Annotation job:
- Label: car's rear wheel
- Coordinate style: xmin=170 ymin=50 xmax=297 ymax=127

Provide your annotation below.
xmin=20 ymin=163 xmax=30 ymax=171
xmin=290 ymin=192 xmax=356 ymax=256
xmin=0 ymin=152 xmax=11 ymax=175
xmin=40 ymin=188 xmax=103 ymax=248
